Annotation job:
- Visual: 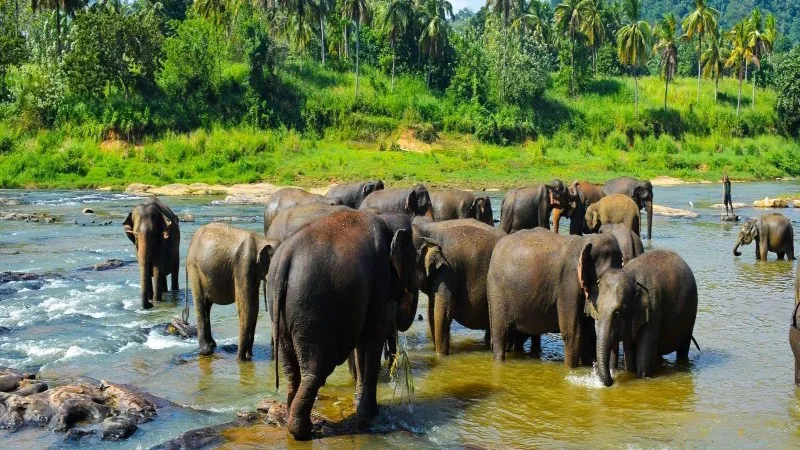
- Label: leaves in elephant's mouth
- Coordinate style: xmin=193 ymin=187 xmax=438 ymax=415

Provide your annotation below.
xmin=390 ymin=332 xmax=415 ymax=405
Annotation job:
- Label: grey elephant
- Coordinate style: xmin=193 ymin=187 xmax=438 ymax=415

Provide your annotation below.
xmin=552 ymin=181 xmax=605 ymax=234
xmin=599 ymin=224 xmax=644 ymax=264
xmin=603 ymin=176 xmax=654 ymax=240
xmin=263 ymin=188 xmax=342 ymax=234
xmin=487 ymin=229 xmax=623 ymax=367
xmin=733 ymin=213 xmax=795 ymax=260
xmin=430 ymin=190 xmax=494 ymax=225
xmin=268 ymin=210 xmax=419 ymax=440
xmin=413 ymin=219 xmax=506 ymax=355
xmin=265 ymin=203 xmax=351 ymax=244
xmin=123 ymin=197 xmax=180 ymax=310
xmin=498 ymin=180 xmax=572 ymax=233
xmin=589 ymin=250 xmax=698 ymax=386
xmin=359 ymin=184 xmax=433 ymax=218
xmin=186 ymin=223 xmax=276 ymax=361
xmin=325 ymin=180 xmax=384 ymax=208
xmin=791 ymin=297 xmax=800 ymax=384
xmin=585 ymin=194 xmax=642 ymax=236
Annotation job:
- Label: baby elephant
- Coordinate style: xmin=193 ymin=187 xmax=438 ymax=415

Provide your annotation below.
xmin=187 ymin=223 xmax=276 ymax=361
xmin=585 ymin=194 xmax=641 ymax=236
xmin=733 ymin=213 xmax=795 ymax=260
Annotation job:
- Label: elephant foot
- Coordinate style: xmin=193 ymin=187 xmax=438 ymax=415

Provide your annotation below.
xmin=199 ymin=341 xmax=216 ymax=356
xmin=287 ymin=414 xmax=313 ymax=441
xmin=356 ymin=399 xmax=379 ymax=418
xmin=142 ymin=301 xmax=154 ymax=310
xmin=237 ymin=351 xmax=252 ymax=362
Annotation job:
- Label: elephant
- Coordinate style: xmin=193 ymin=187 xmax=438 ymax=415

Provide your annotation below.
xmin=498 ymin=179 xmax=572 ymax=234
xmin=265 ymin=203 xmax=351 ymax=244
xmin=359 ymin=184 xmax=433 ymax=219
xmin=123 ymin=197 xmax=180 ymax=310
xmin=487 ymin=229 xmax=623 ymax=367
xmin=325 ymin=180 xmax=384 ymax=208
xmin=585 ymin=194 xmax=642 ymax=236
xmin=603 ymin=176 xmax=654 ymax=240
xmin=552 ymin=181 xmax=605 ymax=234
xmin=412 ymin=219 xmax=506 ymax=355
xmin=263 ymin=188 xmax=342 ymax=234
xmin=186 ymin=223 xmax=276 ymax=361
xmin=429 ymin=190 xmax=494 ymax=226
xmin=732 ymin=213 xmax=795 ymax=260
xmin=268 ymin=210 xmax=419 ymax=440
xmin=791 ymin=299 xmax=800 ymax=384
xmin=589 ymin=250 xmax=698 ymax=386
xmin=599 ymin=224 xmax=644 ymax=265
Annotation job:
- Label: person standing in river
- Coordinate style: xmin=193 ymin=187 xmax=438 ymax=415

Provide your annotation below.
xmin=722 ymin=172 xmax=733 ymax=218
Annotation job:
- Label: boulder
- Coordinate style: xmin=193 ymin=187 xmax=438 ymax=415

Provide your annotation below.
xmin=710 ymin=202 xmax=748 ymax=209
xmin=0 ymin=212 xmax=59 ymax=223
xmin=82 ymin=208 xmax=94 ymax=214
xmin=753 ymin=197 xmax=789 ymax=208
xmin=181 ymin=212 xmax=195 ymax=222
xmin=100 ymin=416 xmax=138 ymax=441
xmin=652 ymin=205 xmax=700 ymax=218
xmin=88 ymin=259 xmax=127 ymax=272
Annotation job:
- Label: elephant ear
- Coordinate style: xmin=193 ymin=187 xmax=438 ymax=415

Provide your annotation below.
xmin=161 ymin=215 xmax=173 ymax=240
xmin=470 ymin=197 xmax=484 ymax=216
xmin=404 ymin=190 xmax=418 ymax=216
xmin=631 ymin=186 xmax=644 ymax=209
xmin=577 ymin=243 xmax=598 ymax=319
xmin=419 ymin=237 xmax=448 ymax=277
xmin=123 ymin=213 xmax=135 ymax=244
xmin=632 ymin=282 xmax=651 ymax=337
xmin=257 ymin=240 xmax=277 ymax=274
xmin=390 ymin=229 xmax=413 ymax=280
xmin=362 ymin=183 xmax=375 ymax=198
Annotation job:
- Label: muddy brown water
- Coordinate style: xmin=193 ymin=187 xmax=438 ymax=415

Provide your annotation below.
xmin=1 ymin=184 xmax=800 ymax=448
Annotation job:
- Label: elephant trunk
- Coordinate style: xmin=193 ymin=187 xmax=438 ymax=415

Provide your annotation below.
xmin=733 ymin=239 xmax=743 ymax=256
xmin=645 ymin=200 xmax=653 ymax=240
xmin=139 ymin=245 xmax=153 ymax=309
xmin=596 ymin=319 xmax=614 ymax=387
xmin=394 ymin=290 xmax=419 ymax=332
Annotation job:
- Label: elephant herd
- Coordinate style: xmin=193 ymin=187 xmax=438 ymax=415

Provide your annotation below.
xmin=124 ymin=176 xmax=699 ymax=440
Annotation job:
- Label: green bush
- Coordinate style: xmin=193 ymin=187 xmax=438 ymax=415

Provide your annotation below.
xmin=776 ymin=46 xmax=800 ymax=137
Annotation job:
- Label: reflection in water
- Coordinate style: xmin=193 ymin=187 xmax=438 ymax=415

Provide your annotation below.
xmin=2 ymin=185 xmax=800 ymax=447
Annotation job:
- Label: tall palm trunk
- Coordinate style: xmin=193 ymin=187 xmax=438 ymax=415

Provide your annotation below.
xmin=354 ymin=19 xmax=360 ymax=98
xmin=391 ymin=43 xmax=396 ymax=92
xmin=696 ymin=33 xmax=702 ymax=102
xmin=570 ymin=32 xmax=575 ymax=97
xmin=320 ymin=17 xmax=326 ymax=65
xmin=634 ymin=72 xmax=639 ymax=115
xmin=752 ymin=67 xmax=757 ymax=110
xmin=736 ymin=63 xmax=743 ymax=117
xmin=714 ymin=71 xmax=719 ymax=103
xmin=56 ymin=2 xmax=62 ymax=62
xmin=344 ymin=25 xmax=349 ymax=60
xmin=664 ymin=77 xmax=669 ymax=111
xmin=502 ymin=14 xmax=508 ymax=101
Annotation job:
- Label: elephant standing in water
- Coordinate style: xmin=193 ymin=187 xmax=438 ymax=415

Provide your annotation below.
xmin=265 ymin=203 xmax=351 ymax=244
xmin=499 ymin=180 xmax=572 ymax=233
xmin=263 ymin=188 xmax=342 ymax=234
xmin=732 ymin=213 xmax=795 ymax=260
xmin=603 ymin=177 xmax=653 ymax=240
xmin=413 ymin=219 xmax=505 ymax=355
xmin=599 ymin=224 xmax=644 ymax=264
xmin=791 ymin=268 xmax=800 ymax=384
xmin=487 ymin=229 xmax=623 ymax=366
xmin=552 ymin=181 xmax=605 ymax=234
xmin=325 ymin=180 xmax=384 ymax=208
xmin=123 ymin=197 xmax=180 ymax=309
xmin=268 ymin=211 xmax=419 ymax=440
xmin=186 ymin=223 xmax=275 ymax=361
xmin=585 ymin=194 xmax=642 ymax=236
xmin=430 ymin=190 xmax=494 ymax=225
xmin=359 ymin=185 xmax=433 ymax=218
xmin=591 ymin=250 xmax=698 ymax=386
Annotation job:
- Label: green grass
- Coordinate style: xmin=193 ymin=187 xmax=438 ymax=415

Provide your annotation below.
xmin=0 ymin=68 xmax=798 ymax=190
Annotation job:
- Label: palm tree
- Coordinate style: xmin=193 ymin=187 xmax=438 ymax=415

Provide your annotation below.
xmin=681 ymin=0 xmax=719 ymax=102
xmin=418 ymin=0 xmax=452 ymax=89
xmin=616 ymin=0 xmax=650 ymax=115
xmin=654 ymin=13 xmax=678 ymax=111
xmin=311 ymin=0 xmax=331 ymax=65
xmin=726 ymin=19 xmax=754 ymax=117
xmin=383 ymin=0 xmax=411 ymax=91
xmin=748 ymin=8 xmax=769 ymax=109
xmin=343 ymin=0 xmax=370 ymax=97
xmin=487 ymin=0 xmax=513 ymax=100
xmin=31 ymin=0 xmax=86 ymax=61
xmin=701 ymin=31 xmax=728 ymax=103
xmin=578 ymin=0 xmax=605 ymax=73
xmin=554 ymin=0 xmax=582 ymax=96
xmin=291 ymin=10 xmax=315 ymax=69
xmin=764 ymin=13 xmax=777 ymax=63
xmin=512 ymin=0 xmax=552 ymax=46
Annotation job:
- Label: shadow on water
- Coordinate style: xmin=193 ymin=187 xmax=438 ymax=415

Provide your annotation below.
xmin=735 ymin=258 xmax=795 ymax=285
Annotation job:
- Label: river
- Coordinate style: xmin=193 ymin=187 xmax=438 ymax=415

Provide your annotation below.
xmin=1 ymin=183 xmax=799 ymax=449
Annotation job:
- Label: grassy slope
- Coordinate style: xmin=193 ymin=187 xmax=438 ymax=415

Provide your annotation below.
xmin=0 ymin=67 xmax=796 ymax=190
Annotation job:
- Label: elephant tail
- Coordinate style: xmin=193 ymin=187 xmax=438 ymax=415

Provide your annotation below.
xmin=691 ymin=335 xmax=701 ymax=353
xmin=182 ymin=264 xmax=190 ymax=323
xmin=272 ymin=253 xmax=290 ymax=392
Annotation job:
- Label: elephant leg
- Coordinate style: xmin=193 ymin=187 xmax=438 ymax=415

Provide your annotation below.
xmin=356 ymin=337 xmax=383 ymax=418
xmin=427 ymin=298 xmax=436 ymax=350
xmin=171 ymin=257 xmax=179 ymax=291
xmin=511 ymin=333 xmax=528 ymax=354
xmin=483 ymin=329 xmax=491 ymax=347
xmin=579 ymin=316 xmax=596 ymax=366
xmin=758 ymin=238 xmax=768 ymax=260
xmin=609 ymin=342 xmax=619 ymax=370
xmin=552 ymin=208 xmax=563 ymax=234
xmin=432 ymin=280 xmax=453 ymax=356
xmin=676 ymin=336 xmax=691 ymax=363
xmin=528 ymin=335 xmax=541 ymax=357
xmin=563 ymin=330 xmax=581 ymax=369
xmin=788 ymin=238 xmax=796 ymax=260
xmin=287 ymin=370 xmax=323 ymax=440
xmin=153 ymin=267 xmax=164 ymax=302
xmin=236 ymin=290 xmax=258 ymax=361
xmin=778 ymin=252 xmax=786 ymax=260
xmin=384 ymin=330 xmax=397 ymax=367
xmin=636 ymin=325 xmax=659 ymax=379
xmin=192 ymin=279 xmax=216 ymax=356
xmin=490 ymin=321 xmax=507 ymax=362
xmin=282 ymin=342 xmax=301 ymax=410
xmin=623 ymin=338 xmax=636 ymax=373
xmin=353 ymin=345 xmax=366 ymax=403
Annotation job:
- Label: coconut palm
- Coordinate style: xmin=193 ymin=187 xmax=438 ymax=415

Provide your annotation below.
xmin=654 ymin=13 xmax=678 ymax=111
xmin=681 ymin=0 xmax=719 ymax=101
xmin=30 ymin=0 xmax=86 ymax=61
xmin=311 ymin=0 xmax=331 ymax=65
xmin=487 ymin=0 xmax=513 ymax=99
xmin=748 ymin=8 xmax=769 ymax=109
xmin=726 ymin=19 xmax=755 ymax=117
xmin=701 ymin=31 xmax=728 ymax=103
xmin=554 ymin=0 xmax=582 ymax=96
xmin=343 ymin=0 xmax=370 ymax=97
xmin=578 ymin=0 xmax=605 ymax=73
xmin=616 ymin=0 xmax=650 ymax=115
xmin=383 ymin=0 xmax=411 ymax=91
xmin=764 ymin=13 xmax=777 ymax=63
xmin=512 ymin=0 xmax=552 ymax=45
xmin=418 ymin=0 xmax=452 ymax=89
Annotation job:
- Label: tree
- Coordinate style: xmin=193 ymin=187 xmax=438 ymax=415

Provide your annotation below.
xmin=726 ymin=19 xmax=754 ymax=117
xmin=383 ymin=0 xmax=411 ymax=91
xmin=487 ymin=0 xmax=512 ymax=99
xmin=418 ymin=0 xmax=452 ymax=89
xmin=511 ymin=0 xmax=551 ymax=45
xmin=0 ymin=14 xmax=26 ymax=96
xmin=776 ymin=46 xmax=800 ymax=137
xmin=578 ymin=0 xmax=604 ymax=72
xmin=616 ymin=0 xmax=649 ymax=115
xmin=748 ymin=8 xmax=771 ymax=110
xmin=554 ymin=0 xmax=582 ymax=96
xmin=653 ymin=13 xmax=677 ymax=111
xmin=764 ymin=13 xmax=777 ymax=63
xmin=700 ymin=31 xmax=728 ymax=103
xmin=311 ymin=0 xmax=331 ymax=65
xmin=681 ymin=0 xmax=718 ymax=102
xmin=30 ymin=0 xmax=87 ymax=61
xmin=343 ymin=0 xmax=370 ymax=97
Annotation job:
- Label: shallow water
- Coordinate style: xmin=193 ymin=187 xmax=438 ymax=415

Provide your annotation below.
xmin=1 ymin=184 xmax=800 ymax=448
